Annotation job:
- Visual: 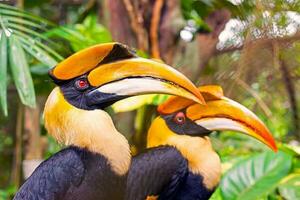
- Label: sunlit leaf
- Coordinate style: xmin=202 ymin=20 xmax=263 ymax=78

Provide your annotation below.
xmin=278 ymin=174 xmax=300 ymax=200
xmin=0 ymin=31 xmax=7 ymax=116
xmin=13 ymin=30 xmax=63 ymax=61
xmin=18 ymin=36 xmax=57 ymax=67
xmin=0 ymin=3 xmax=54 ymax=26
xmin=5 ymin=16 xmax=47 ymax=31
xmin=111 ymin=94 xmax=169 ymax=113
xmin=9 ymin=35 xmax=36 ymax=107
xmin=46 ymin=14 xmax=112 ymax=51
xmin=209 ymin=188 xmax=223 ymax=200
xmin=8 ymin=23 xmax=53 ymax=43
xmin=30 ymin=64 xmax=49 ymax=75
xmin=220 ymin=151 xmax=292 ymax=200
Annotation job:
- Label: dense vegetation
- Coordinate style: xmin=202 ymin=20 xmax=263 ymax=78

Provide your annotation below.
xmin=0 ymin=0 xmax=299 ymax=199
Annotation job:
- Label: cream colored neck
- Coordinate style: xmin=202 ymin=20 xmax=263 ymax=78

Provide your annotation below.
xmin=44 ymin=87 xmax=131 ymax=175
xmin=166 ymin=135 xmax=221 ymax=190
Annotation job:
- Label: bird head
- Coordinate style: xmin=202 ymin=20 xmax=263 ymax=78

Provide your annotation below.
xmin=147 ymin=85 xmax=277 ymax=189
xmin=43 ymin=42 xmax=204 ymax=154
xmin=147 ymin=85 xmax=277 ymax=152
xmin=47 ymin=43 xmax=204 ymax=110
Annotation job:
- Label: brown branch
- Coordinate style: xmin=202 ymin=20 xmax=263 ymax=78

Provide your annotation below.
xmin=194 ymin=9 xmax=231 ymax=82
xmin=216 ymin=32 xmax=300 ymax=55
xmin=216 ymin=45 xmax=244 ymax=55
xmin=150 ymin=0 xmax=164 ymax=59
xmin=11 ymin=102 xmax=23 ymax=188
xmin=273 ymin=41 xmax=299 ymax=138
xmin=235 ymin=78 xmax=272 ymax=118
xmin=76 ymin=0 xmax=97 ymax=23
xmin=280 ymin=60 xmax=299 ymax=131
xmin=122 ymin=0 xmax=148 ymax=51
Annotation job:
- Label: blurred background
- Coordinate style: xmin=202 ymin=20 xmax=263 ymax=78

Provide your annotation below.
xmin=0 ymin=0 xmax=299 ymax=199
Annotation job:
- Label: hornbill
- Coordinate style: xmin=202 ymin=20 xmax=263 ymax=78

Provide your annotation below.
xmin=13 ymin=43 xmax=205 ymax=200
xmin=126 ymin=85 xmax=277 ymax=200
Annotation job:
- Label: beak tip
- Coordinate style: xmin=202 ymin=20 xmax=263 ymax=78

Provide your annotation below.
xmin=271 ymin=142 xmax=278 ymax=152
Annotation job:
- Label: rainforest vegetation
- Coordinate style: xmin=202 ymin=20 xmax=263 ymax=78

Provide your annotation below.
xmin=0 ymin=0 xmax=299 ymax=199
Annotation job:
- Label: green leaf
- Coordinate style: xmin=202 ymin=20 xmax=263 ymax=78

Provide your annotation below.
xmin=18 ymin=36 xmax=57 ymax=67
xmin=278 ymin=174 xmax=300 ymax=200
xmin=13 ymin=30 xmax=63 ymax=61
xmin=5 ymin=16 xmax=48 ymax=31
xmin=9 ymin=35 xmax=36 ymax=107
xmin=0 ymin=3 xmax=54 ymax=26
xmin=209 ymin=188 xmax=223 ymax=200
xmin=220 ymin=151 xmax=292 ymax=200
xmin=46 ymin=14 xmax=112 ymax=52
xmin=8 ymin=23 xmax=53 ymax=43
xmin=0 ymin=31 xmax=8 ymax=116
xmin=111 ymin=94 xmax=169 ymax=113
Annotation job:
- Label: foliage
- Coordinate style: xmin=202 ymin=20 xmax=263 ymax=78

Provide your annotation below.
xmin=220 ymin=151 xmax=292 ymax=200
xmin=46 ymin=14 xmax=112 ymax=52
xmin=0 ymin=185 xmax=16 ymax=200
xmin=278 ymin=174 xmax=300 ymax=200
xmin=0 ymin=3 xmax=61 ymax=115
xmin=0 ymin=1 xmax=299 ymax=199
xmin=112 ymin=94 xmax=169 ymax=113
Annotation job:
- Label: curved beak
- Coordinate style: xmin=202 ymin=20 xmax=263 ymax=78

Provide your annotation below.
xmin=186 ymin=96 xmax=277 ymax=152
xmin=49 ymin=43 xmax=205 ymax=106
xmin=158 ymin=85 xmax=277 ymax=151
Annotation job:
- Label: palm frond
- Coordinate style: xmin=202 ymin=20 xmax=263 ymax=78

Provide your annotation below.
xmin=0 ymin=3 xmax=63 ymax=115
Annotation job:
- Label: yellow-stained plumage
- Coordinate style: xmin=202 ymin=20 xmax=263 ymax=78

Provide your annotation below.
xmin=44 ymin=87 xmax=131 ymax=175
xmin=14 ymin=42 xmax=205 ymax=200
xmin=126 ymin=85 xmax=277 ymax=200
xmin=147 ymin=116 xmax=221 ymax=190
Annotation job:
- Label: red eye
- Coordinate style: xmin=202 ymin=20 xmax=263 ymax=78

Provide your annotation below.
xmin=75 ymin=79 xmax=89 ymax=90
xmin=174 ymin=112 xmax=186 ymax=125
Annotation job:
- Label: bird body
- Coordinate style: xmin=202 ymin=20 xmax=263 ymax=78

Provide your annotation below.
xmin=127 ymin=145 xmax=217 ymax=200
xmin=126 ymin=85 xmax=277 ymax=200
xmin=15 ymin=146 xmax=126 ymax=200
xmin=14 ymin=42 xmax=204 ymax=200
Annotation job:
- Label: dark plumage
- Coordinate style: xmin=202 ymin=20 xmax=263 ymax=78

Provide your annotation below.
xmin=14 ymin=146 xmax=126 ymax=200
xmin=126 ymin=146 xmax=213 ymax=200
xmin=12 ymin=42 xmax=206 ymax=200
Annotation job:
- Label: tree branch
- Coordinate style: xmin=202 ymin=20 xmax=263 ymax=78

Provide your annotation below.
xmin=235 ymin=78 xmax=272 ymax=118
xmin=122 ymin=0 xmax=148 ymax=51
xmin=150 ymin=0 xmax=164 ymax=59
xmin=216 ymin=32 xmax=300 ymax=55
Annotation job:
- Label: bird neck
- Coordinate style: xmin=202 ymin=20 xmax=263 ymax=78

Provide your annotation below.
xmin=44 ymin=87 xmax=131 ymax=175
xmin=147 ymin=117 xmax=221 ymax=190
xmin=167 ymin=135 xmax=221 ymax=190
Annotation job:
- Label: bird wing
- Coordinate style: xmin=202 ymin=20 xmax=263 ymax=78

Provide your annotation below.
xmin=126 ymin=145 xmax=188 ymax=200
xmin=13 ymin=147 xmax=85 ymax=200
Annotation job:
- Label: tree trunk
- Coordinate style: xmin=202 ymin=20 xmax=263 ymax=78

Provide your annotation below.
xmin=194 ymin=9 xmax=231 ymax=81
xmin=10 ymin=102 xmax=23 ymax=188
xmin=23 ymin=97 xmax=43 ymax=179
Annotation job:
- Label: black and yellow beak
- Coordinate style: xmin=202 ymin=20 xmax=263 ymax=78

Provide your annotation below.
xmin=158 ymin=85 xmax=277 ymax=151
xmin=49 ymin=43 xmax=205 ymax=107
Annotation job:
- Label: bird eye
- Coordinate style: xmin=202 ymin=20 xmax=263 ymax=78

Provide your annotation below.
xmin=174 ymin=112 xmax=186 ymax=125
xmin=75 ymin=79 xmax=89 ymax=90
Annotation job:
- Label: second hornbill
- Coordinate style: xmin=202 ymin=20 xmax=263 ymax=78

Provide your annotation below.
xmin=126 ymin=85 xmax=277 ymax=200
xmin=13 ymin=43 xmax=205 ymax=200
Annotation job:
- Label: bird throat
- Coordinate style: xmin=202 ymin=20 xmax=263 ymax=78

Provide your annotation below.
xmin=44 ymin=87 xmax=131 ymax=175
xmin=147 ymin=117 xmax=221 ymax=190
xmin=167 ymin=135 xmax=221 ymax=190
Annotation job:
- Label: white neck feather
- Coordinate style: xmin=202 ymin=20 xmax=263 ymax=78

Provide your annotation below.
xmin=44 ymin=88 xmax=131 ymax=175
xmin=167 ymin=135 xmax=221 ymax=190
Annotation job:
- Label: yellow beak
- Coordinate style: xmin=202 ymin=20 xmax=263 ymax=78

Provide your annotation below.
xmin=160 ymin=85 xmax=277 ymax=151
xmin=49 ymin=43 xmax=205 ymax=104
